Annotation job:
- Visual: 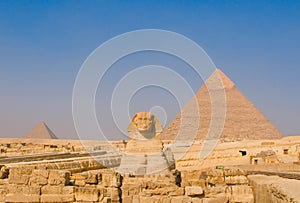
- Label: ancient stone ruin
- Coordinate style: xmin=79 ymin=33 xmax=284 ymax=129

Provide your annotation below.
xmin=0 ymin=69 xmax=299 ymax=202
xmin=117 ymin=112 xmax=172 ymax=175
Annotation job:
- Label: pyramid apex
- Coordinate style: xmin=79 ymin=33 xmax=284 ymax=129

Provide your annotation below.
xmin=206 ymin=68 xmax=235 ymax=90
xmin=24 ymin=121 xmax=57 ymax=139
xmin=37 ymin=121 xmax=46 ymax=125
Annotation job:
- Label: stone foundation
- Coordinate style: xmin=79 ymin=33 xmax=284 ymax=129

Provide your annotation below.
xmin=0 ymin=166 xmax=258 ymax=203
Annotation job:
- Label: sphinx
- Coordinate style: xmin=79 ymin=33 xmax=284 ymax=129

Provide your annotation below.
xmin=117 ymin=112 xmax=174 ymax=175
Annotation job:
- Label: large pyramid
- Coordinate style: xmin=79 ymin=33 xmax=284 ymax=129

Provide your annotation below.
xmin=24 ymin=122 xmax=57 ymax=139
xmin=161 ymin=69 xmax=283 ymax=141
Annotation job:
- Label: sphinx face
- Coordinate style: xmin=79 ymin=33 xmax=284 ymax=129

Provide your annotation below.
xmin=133 ymin=112 xmax=153 ymax=132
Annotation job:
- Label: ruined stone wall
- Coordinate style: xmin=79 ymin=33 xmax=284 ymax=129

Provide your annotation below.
xmin=236 ymin=163 xmax=300 ymax=173
xmin=175 ymin=138 xmax=300 ymax=171
xmin=0 ymin=138 xmax=124 ymax=157
xmin=119 ymin=167 xmax=255 ymax=203
xmin=0 ymin=166 xmax=257 ymax=203
xmin=0 ymin=166 xmax=122 ymax=202
xmin=2 ymin=165 xmax=299 ymax=203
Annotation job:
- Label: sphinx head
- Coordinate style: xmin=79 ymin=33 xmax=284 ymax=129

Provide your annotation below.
xmin=132 ymin=112 xmax=153 ymax=132
xmin=127 ymin=112 xmax=163 ymax=139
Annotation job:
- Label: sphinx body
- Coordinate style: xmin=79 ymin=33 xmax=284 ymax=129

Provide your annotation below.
xmin=117 ymin=112 xmax=173 ymax=175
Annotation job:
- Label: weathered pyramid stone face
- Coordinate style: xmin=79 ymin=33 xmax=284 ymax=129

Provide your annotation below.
xmin=161 ymin=69 xmax=283 ymax=141
xmin=24 ymin=122 xmax=57 ymax=139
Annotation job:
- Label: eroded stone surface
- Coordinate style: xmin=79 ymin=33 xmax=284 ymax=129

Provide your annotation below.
xmin=248 ymin=174 xmax=300 ymax=203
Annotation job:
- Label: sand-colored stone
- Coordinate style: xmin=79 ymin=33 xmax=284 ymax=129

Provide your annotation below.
xmin=48 ymin=170 xmax=70 ymax=186
xmin=6 ymin=184 xmax=40 ymax=202
xmin=41 ymin=185 xmax=74 ymax=195
xmin=185 ymin=186 xmax=204 ymax=196
xmin=75 ymin=185 xmax=99 ymax=201
xmin=173 ymin=136 xmax=300 ymax=171
xmin=40 ymin=194 xmax=74 ymax=202
xmin=171 ymin=196 xmax=192 ymax=203
xmin=118 ymin=112 xmax=172 ymax=175
xmin=161 ymin=69 xmax=283 ymax=141
xmin=248 ymin=174 xmax=300 ymax=202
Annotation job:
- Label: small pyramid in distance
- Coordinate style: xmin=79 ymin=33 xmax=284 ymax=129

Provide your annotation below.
xmin=160 ymin=68 xmax=283 ymax=141
xmin=24 ymin=122 xmax=57 ymax=139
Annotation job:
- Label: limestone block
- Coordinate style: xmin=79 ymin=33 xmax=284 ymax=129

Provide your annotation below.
xmin=225 ymin=175 xmax=248 ymax=185
xmin=185 ymin=186 xmax=204 ymax=197
xmin=247 ymin=175 xmax=300 ymax=203
xmin=29 ymin=170 xmax=49 ymax=186
xmin=204 ymin=186 xmax=225 ymax=198
xmin=224 ymin=168 xmax=247 ymax=176
xmin=191 ymin=197 xmax=202 ymax=203
xmin=8 ymin=184 xmax=40 ymax=195
xmin=72 ymin=173 xmax=85 ymax=180
xmin=205 ymin=192 xmax=232 ymax=203
xmin=143 ymin=188 xmax=170 ymax=196
xmin=0 ymin=179 xmax=8 ymax=185
xmin=122 ymin=195 xmax=133 ymax=203
xmin=75 ymin=179 xmax=86 ymax=186
xmin=132 ymin=195 xmax=140 ymax=203
xmin=85 ymin=172 xmax=98 ymax=184
xmin=72 ymin=172 xmax=98 ymax=185
xmin=33 ymin=169 xmax=49 ymax=178
xmin=189 ymin=179 xmax=206 ymax=188
xmin=141 ymin=179 xmax=174 ymax=190
xmin=48 ymin=170 xmax=70 ymax=185
xmin=228 ymin=185 xmax=254 ymax=203
xmin=206 ymin=169 xmax=225 ymax=185
xmin=100 ymin=171 xmax=121 ymax=187
xmin=8 ymin=174 xmax=30 ymax=185
xmin=180 ymin=179 xmax=190 ymax=187
xmin=11 ymin=166 xmax=33 ymax=175
xmin=40 ymin=194 xmax=74 ymax=202
xmin=169 ymin=187 xmax=184 ymax=196
xmin=171 ymin=196 xmax=192 ymax=203
xmin=6 ymin=194 xmax=40 ymax=202
xmin=8 ymin=167 xmax=33 ymax=185
xmin=107 ymin=187 xmax=120 ymax=201
xmin=0 ymin=187 xmax=7 ymax=202
xmin=140 ymin=196 xmax=158 ymax=203
xmin=122 ymin=184 xmax=142 ymax=196
xmin=29 ymin=175 xmax=48 ymax=186
xmin=206 ymin=169 xmax=224 ymax=177
xmin=139 ymin=195 xmax=164 ymax=203
xmin=161 ymin=196 xmax=171 ymax=203
xmin=75 ymin=185 xmax=99 ymax=202
xmin=206 ymin=176 xmax=225 ymax=185
xmin=41 ymin=185 xmax=74 ymax=195
xmin=202 ymin=197 xmax=221 ymax=203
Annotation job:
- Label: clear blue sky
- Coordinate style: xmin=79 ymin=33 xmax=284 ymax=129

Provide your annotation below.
xmin=0 ymin=0 xmax=299 ymax=139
